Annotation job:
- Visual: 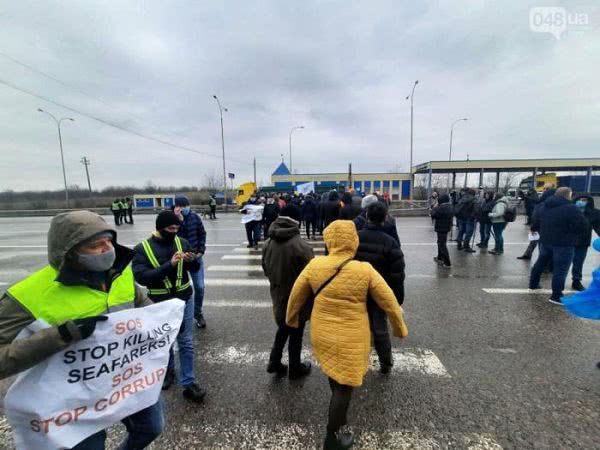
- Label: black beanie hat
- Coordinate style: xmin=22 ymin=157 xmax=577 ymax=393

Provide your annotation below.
xmin=156 ymin=211 xmax=181 ymax=230
xmin=174 ymin=195 xmax=190 ymax=207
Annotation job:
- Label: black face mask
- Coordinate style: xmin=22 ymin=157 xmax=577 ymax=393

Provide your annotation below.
xmin=159 ymin=230 xmax=177 ymax=243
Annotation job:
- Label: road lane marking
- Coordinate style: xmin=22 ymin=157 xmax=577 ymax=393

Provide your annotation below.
xmin=483 ymin=288 xmax=575 ymax=294
xmin=205 ymin=278 xmax=270 ymax=286
xmin=208 ymin=265 xmax=264 ymax=272
xmin=201 ymin=346 xmax=450 ymax=377
xmin=222 ymin=255 xmax=263 ymax=260
xmin=204 ymin=300 xmax=271 ymax=308
xmin=233 ymin=247 xmax=325 ymax=253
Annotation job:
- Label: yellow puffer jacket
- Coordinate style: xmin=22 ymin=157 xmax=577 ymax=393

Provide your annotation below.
xmin=287 ymin=220 xmax=408 ymax=387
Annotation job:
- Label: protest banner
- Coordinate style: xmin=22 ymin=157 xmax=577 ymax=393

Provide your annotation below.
xmin=4 ymin=299 xmax=184 ymax=450
xmin=296 ymin=182 xmax=315 ymax=196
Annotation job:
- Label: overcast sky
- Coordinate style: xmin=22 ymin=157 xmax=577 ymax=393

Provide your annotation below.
xmin=0 ymin=1 xmax=598 ymax=191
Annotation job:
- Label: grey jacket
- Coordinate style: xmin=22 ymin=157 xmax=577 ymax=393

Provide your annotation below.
xmin=0 ymin=211 xmax=152 ymax=380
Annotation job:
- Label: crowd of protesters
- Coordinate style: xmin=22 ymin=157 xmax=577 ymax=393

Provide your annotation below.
xmin=430 ymin=183 xmax=600 ymax=305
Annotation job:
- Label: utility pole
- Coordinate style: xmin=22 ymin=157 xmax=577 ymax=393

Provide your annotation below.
xmin=38 ymin=109 xmax=75 ymax=208
xmin=253 ymin=157 xmax=257 ymax=186
xmin=405 ymin=80 xmax=419 ymax=200
xmin=80 ymin=156 xmax=92 ymax=194
xmin=213 ymin=95 xmax=228 ymax=210
xmin=289 ymin=125 xmax=304 ymax=174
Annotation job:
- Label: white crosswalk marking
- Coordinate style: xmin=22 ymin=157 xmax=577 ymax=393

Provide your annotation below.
xmin=205 ymin=300 xmax=271 ymax=308
xmin=202 ymin=346 xmax=450 ymax=377
xmin=205 ymin=278 xmax=270 ymax=286
xmin=222 ymin=255 xmax=263 ymax=260
xmin=483 ymin=288 xmax=575 ymax=294
xmin=208 ymin=265 xmax=264 ymax=272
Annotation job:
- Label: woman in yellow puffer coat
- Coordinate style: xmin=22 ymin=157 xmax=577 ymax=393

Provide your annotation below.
xmin=287 ymin=220 xmax=408 ymax=450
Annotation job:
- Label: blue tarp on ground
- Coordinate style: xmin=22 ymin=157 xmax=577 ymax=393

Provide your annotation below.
xmin=563 ymin=239 xmax=600 ymax=320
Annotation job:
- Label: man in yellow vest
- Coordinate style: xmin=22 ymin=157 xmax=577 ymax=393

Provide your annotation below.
xmin=132 ymin=210 xmax=206 ymax=403
xmin=0 ymin=210 xmax=163 ymax=449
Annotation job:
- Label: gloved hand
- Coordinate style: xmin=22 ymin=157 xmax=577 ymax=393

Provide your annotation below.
xmin=58 ymin=316 xmax=108 ymax=342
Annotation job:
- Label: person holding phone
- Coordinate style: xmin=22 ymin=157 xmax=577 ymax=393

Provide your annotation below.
xmin=132 ymin=210 xmax=206 ymax=403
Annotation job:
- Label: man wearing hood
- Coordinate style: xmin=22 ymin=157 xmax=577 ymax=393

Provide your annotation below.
xmin=571 ymin=195 xmax=600 ymax=291
xmin=339 ymin=192 xmax=362 ymax=220
xmin=173 ymin=195 xmax=208 ymax=329
xmin=431 ymin=193 xmax=454 ymax=267
xmin=263 ymin=195 xmax=281 ymax=238
xmin=302 ymin=193 xmax=319 ymax=239
xmin=132 ymin=211 xmax=206 ymax=402
xmin=262 ymin=216 xmax=314 ymax=379
xmin=529 ymin=188 xmax=586 ymax=304
xmin=0 ymin=211 xmax=163 ymax=449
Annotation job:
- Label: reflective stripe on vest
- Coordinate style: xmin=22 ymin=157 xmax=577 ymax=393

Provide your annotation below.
xmin=7 ymin=265 xmax=136 ymax=325
xmin=141 ymin=236 xmax=190 ymax=295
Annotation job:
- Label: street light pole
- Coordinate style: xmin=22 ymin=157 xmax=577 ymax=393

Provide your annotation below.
xmin=289 ymin=125 xmax=304 ymax=174
xmin=448 ymin=118 xmax=468 ymax=189
xmin=405 ymin=80 xmax=418 ymax=200
xmin=212 ymin=95 xmax=228 ymax=210
xmin=38 ymin=108 xmax=74 ymax=208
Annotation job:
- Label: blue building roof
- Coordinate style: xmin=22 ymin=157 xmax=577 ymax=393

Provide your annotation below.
xmin=272 ymin=162 xmax=291 ymax=176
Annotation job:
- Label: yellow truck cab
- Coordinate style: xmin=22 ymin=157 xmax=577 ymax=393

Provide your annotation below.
xmin=235 ymin=182 xmax=257 ymax=206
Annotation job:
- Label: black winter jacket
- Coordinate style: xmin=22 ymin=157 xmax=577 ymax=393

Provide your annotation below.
xmin=132 ymin=235 xmax=199 ymax=302
xmin=574 ymin=195 xmax=600 ymax=248
xmin=532 ymin=195 xmax=586 ymax=247
xmin=178 ymin=211 xmax=207 ymax=254
xmin=354 ymin=212 xmax=400 ymax=244
xmin=302 ymin=198 xmax=318 ymax=221
xmin=339 ymin=204 xmax=362 ymax=220
xmin=431 ymin=203 xmax=454 ymax=233
xmin=355 ymin=223 xmax=405 ymax=304
xmin=321 ymin=200 xmax=341 ymax=228
xmin=263 ymin=203 xmax=280 ymax=224
xmin=280 ymin=203 xmax=302 ymax=223
xmin=455 ymin=194 xmax=476 ymax=221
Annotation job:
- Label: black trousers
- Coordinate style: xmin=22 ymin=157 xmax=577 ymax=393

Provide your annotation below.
xmin=327 ymin=378 xmax=353 ymax=433
xmin=269 ymin=322 xmax=306 ymax=369
xmin=367 ymin=299 xmax=392 ymax=367
xmin=436 ymin=232 xmax=451 ymax=266
xmin=112 ymin=211 xmax=121 ymax=226
xmin=305 ymin=219 xmax=317 ymax=238
xmin=125 ymin=209 xmax=134 ymax=224
xmin=210 ymin=206 xmax=217 ymax=219
xmin=522 ymin=240 xmax=538 ymax=258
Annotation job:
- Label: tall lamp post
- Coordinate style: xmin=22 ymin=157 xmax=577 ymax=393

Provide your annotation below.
xmin=405 ymin=80 xmax=418 ymax=200
xmin=448 ymin=118 xmax=468 ymax=189
xmin=289 ymin=125 xmax=304 ymax=174
xmin=38 ymin=108 xmax=74 ymax=208
xmin=212 ymin=95 xmax=228 ymax=209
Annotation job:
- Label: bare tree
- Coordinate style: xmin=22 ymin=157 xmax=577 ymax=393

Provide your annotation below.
xmin=202 ymin=170 xmax=221 ymax=192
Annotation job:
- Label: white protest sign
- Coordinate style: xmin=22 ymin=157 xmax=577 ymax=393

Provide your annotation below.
xmin=4 ymin=299 xmax=185 ymax=450
xmin=296 ymin=182 xmax=315 ymax=196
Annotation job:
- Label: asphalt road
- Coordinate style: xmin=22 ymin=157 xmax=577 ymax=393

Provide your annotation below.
xmin=1 ymin=213 xmax=600 ymax=449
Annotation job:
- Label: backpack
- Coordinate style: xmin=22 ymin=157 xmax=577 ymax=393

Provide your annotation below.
xmin=504 ymin=204 xmax=517 ymax=222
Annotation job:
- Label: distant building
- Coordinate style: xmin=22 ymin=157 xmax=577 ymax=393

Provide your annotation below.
xmin=270 ymin=162 xmax=412 ymax=200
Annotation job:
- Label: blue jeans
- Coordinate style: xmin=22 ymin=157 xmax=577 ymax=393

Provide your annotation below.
xmin=457 ymin=220 xmax=474 ymax=246
xmin=479 ymin=222 xmax=491 ymax=245
xmin=191 ymin=257 xmax=205 ymax=317
xmin=529 ymin=244 xmax=575 ymax=299
xmin=168 ymin=298 xmax=195 ymax=387
xmin=491 ymin=222 xmax=506 ymax=252
xmin=572 ymin=246 xmax=588 ymax=282
xmin=71 ymin=399 xmax=164 ymax=450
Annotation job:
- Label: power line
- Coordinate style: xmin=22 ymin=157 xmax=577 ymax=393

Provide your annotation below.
xmin=0 ymin=76 xmax=253 ymax=166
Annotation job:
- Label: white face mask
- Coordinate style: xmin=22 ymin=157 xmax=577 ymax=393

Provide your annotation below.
xmin=76 ymin=248 xmax=116 ymax=272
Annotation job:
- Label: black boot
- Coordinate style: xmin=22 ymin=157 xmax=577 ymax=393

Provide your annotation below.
xmin=289 ymin=362 xmax=312 ymax=380
xmin=517 ymin=254 xmax=531 ymax=260
xmin=183 ymin=383 xmax=207 ymax=403
xmin=162 ymin=368 xmax=176 ymax=391
xmin=463 ymin=245 xmax=476 ymax=253
xmin=323 ymin=431 xmax=354 ymax=450
xmin=456 ymin=241 xmax=463 ymax=250
xmin=267 ymin=361 xmax=288 ymax=377
xmin=572 ymin=280 xmax=585 ymax=291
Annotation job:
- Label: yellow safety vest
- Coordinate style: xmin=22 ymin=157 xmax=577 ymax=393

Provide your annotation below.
xmin=141 ymin=236 xmax=191 ymax=296
xmin=7 ymin=266 xmax=136 ymax=325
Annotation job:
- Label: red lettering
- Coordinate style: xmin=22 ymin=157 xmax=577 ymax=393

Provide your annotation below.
xmin=95 ymin=398 xmax=108 ymax=412
xmin=55 ymin=411 xmax=72 ymax=427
